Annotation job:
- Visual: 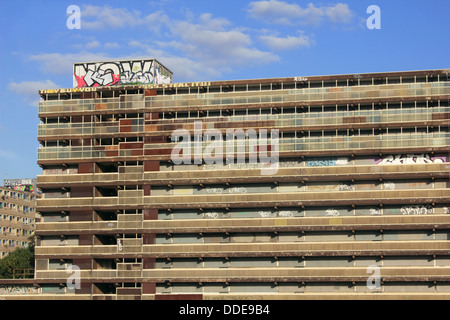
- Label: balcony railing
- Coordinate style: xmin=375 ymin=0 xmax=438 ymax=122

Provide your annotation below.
xmin=34 ymin=240 xmax=450 ymax=257
xmin=35 ymin=215 xmax=450 ymax=234
xmin=34 ymin=266 xmax=450 ymax=282
xmin=36 ymin=162 xmax=449 ymax=186
xmin=38 ymin=82 xmax=450 ymax=114
xmin=37 ymin=133 xmax=450 ymax=161
xmin=36 ymin=188 xmax=450 ymax=209
xmin=37 ymin=106 xmax=450 ymax=138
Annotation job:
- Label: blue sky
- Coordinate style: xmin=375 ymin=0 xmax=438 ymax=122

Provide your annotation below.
xmin=0 ymin=0 xmax=448 ymax=181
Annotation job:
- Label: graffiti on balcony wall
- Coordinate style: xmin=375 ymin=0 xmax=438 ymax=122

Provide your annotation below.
xmin=326 ymin=209 xmax=340 ymax=216
xmin=278 ymin=210 xmax=294 ymax=217
xmin=205 ymin=187 xmax=224 ymax=194
xmin=0 ymin=285 xmax=41 ymax=295
xmin=73 ymin=60 xmax=172 ymax=88
xmin=370 ymin=208 xmax=381 ymax=215
xmin=383 ymin=181 xmax=396 ymax=190
xmin=204 ymin=186 xmax=248 ymax=194
xmin=279 ymin=161 xmax=301 ymax=168
xmin=259 ymin=211 xmax=274 ymax=218
xmin=375 ymin=154 xmax=447 ymax=165
xmin=338 ymin=183 xmax=354 ymax=191
xmin=444 ymin=207 xmax=450 ymax=214
xmin=306 ymin=157 xmax=348 ymax=167
xmin=205 ymin=212 xmax=220 ymax=219
xmin=228 ymin=187 xmax=247 ymax=194
xmin=401 ymin=205 xmax=433 ymax=215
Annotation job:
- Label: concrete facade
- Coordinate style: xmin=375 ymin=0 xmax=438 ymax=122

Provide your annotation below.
xmin=27 ymin=68 xmax=450 ymax=299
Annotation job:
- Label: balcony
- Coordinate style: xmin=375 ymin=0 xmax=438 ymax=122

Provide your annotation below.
xmin=34 ymin=266 xmax=450 ymax=283
xmin=37 ymin=133 xmax=450 ymax=162
xmin=35 ymin=215 xmax=450 ymax=235
xmin=36 ymin=189 xmax=450 ymax=210
xmin=38 ymin=82 xmax=450 ymax=115
xmin=37 ymin=106 xmax=450 ymax=139
xmin=34 ymin=240 xmax=450 ymax=259
xmin=36 ymin=163 xmax=450 ymax=187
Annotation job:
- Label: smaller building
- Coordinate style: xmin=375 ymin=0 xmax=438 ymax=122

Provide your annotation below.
xmin=0 ymin=182 xmax=39 ymax=259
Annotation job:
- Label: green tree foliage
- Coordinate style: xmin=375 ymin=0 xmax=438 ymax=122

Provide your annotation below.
xmin=0 ymin=238 xmax=35 ymax=279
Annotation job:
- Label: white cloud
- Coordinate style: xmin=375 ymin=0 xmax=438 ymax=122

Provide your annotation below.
xmin=144 ymin=10 xmax=171 ymax=33
xmin=80 ymin=5 xmax=170 ymax=32
xmin=259 ymin=32 xmax=311 ymax=51
xmin=165 ymin=14 xmax=278 ymax=70
xmin=81 ymin=5 xmax=145 ymax=29
xmin=248 ymin=0 xmax=354 ymax=26
xmin=30 ymin=8 xmax=282 ymax=82
xmin=85 ymin=40 xmax=101 ymax=49
xmin=325 ymin=3 xmax=354 ymax=23
xmin=128 ymin=13 xmax=279 ymax=81
xmin=8 ymin=80 xmax=59 ymax=107
xmin=128 ymin=41 xmax=222 ymax=81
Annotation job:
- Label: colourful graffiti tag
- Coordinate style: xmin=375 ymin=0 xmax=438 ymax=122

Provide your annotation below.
xmin=307 ymin=157 xmax=337 ymax=167
xmin=306 ymin=157 xmax=348 ymax=167
xmin=73 ymin=59 xmax=172 ymax=88
xmin=13 ymin=185 xmax=34 ymax=193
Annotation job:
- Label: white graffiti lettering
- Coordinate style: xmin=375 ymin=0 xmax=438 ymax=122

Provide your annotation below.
xmin=205 ymin=212 xmax=220 ymax=219
xmin=401 ymin=205 xmax=433 ymax=215
xmin=370 ymin=208 xmax=381 ymax=215
xmin=377 ymin=154 xmax=446 ymax=165
xmin=228 ymin=187 xmax=247 ymax=194
xmin=259 ymin=211 xmax=274 ymax=218
xmin=205 ymin=187 xmax=224 ymax=194
xmin=278 ymin=211 xmax=294 ymax=217
xmin=383 ymin=182 xmax=396 ymax=190
xmin=338 ymin=183 xmax=354 ymax=191
xmin=326 ymin=209 xmax=340 ymax=216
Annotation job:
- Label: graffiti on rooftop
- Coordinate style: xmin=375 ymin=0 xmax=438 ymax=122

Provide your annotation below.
xmin=73 ymin=59 xmax=172 ymax=88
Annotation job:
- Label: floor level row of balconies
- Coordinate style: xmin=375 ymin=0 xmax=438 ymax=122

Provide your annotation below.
xmin=35 ymin=215 xmax=450 ymax=235
xmin=34 ymin=240 xmax=450 ymax=259
xmin=36 ymin=188 xmax=450 ymax=211
xmin=4 ymin=292 xmax=450 ymax=300
xmin=37 ymin=106 xmax=450 ymax=141
xmin=38 ymin=81 xmax=450 ymax=115
xmin=36 ymin=132 xmax=450 ymax=162
xmin=33 ymin=266 xmax=450 ymax=283
xmin=36 ymin=162 xmax=450 ymax=188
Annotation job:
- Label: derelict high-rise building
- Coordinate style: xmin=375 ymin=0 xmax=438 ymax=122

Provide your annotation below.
xmin=34 ymin=60 xmax=450 ymax=299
